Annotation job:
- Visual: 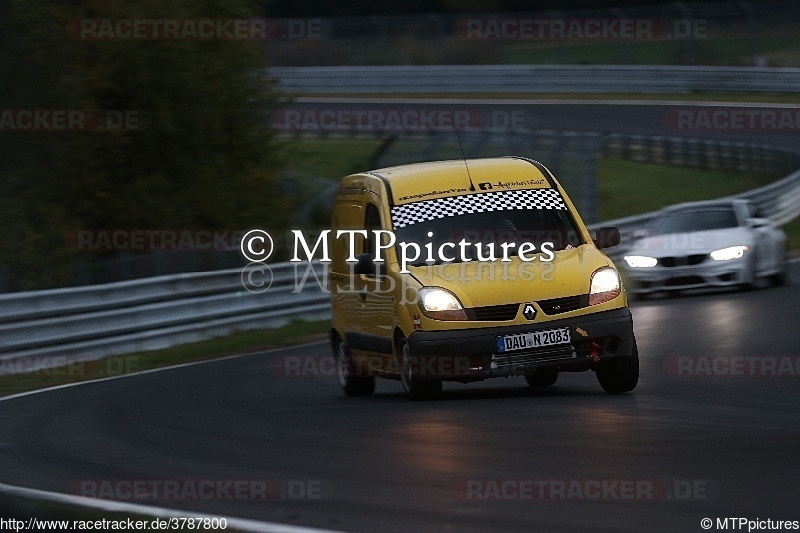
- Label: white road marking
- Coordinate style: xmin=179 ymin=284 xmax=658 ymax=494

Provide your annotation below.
xmin=0 ymin=339 xmax=344 ymax=533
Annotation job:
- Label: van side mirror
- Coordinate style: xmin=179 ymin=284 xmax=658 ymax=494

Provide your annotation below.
xmin=592 ymin=226 xmax=621 ymax=249
xmin=353 ymin=253 xmax=386 ymax=276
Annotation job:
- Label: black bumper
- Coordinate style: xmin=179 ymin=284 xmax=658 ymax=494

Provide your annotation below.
xmin=406 ymin=307 xmax=634 ymax=381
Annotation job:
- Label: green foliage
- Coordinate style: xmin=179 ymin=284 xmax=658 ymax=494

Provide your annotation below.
xmin=596 ymin=158 xmax=782 ymax=221
xmin=0 ymin=0 xmax=286 ymax=290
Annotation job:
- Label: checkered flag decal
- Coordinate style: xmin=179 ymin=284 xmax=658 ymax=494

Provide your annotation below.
xmin=391 ymin=189 xmax=566 ymax=229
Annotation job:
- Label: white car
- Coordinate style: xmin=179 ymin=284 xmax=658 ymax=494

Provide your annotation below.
xmin=623 ymin=199 xmax=787 ymax=296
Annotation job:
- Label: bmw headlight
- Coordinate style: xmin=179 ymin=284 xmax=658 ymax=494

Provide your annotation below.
xmin=418 ymin=287 xmax=467 ymax=321
xmin=710 ymin=245 xmax=748 ymax=261
xmin=589 ymin=267 xmax=621 ymax=306
xmin=623 ymin=255 xmax=658 ymax=268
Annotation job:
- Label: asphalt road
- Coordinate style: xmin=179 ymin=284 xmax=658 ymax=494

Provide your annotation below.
xmin=1 ymin=280 xmax=799 ymax=532
xmin=2 ymin=96 xmax=799 ymax=531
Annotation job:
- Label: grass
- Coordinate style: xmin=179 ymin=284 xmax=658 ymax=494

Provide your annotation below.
xmin=502 ymin=34 xmax=800 ymax=67
xmin=504 ymin=40 xmax=686 ymax=66
xmin=782 ymin=217 xmax=800 ymax=253
xmin=0 ymin=320 xmax=329 ymax=398
xmin=277 ymin=137 xmax=385 ymax=180
xmin=596 ymin=158 xmax=782 ymax=220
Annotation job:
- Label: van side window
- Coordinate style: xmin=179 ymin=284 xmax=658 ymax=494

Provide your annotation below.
xmin=330 ymin=200 xmax=364 ymax=272
xmin=364 ymin=203 xmax=382 ymax=256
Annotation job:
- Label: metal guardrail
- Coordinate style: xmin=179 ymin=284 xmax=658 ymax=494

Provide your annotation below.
xmin=264 ymin=1 xmax=800 ymax=67
xmin=2 ymin=131 xmax=799 ymax=368
xmin=590 ymin=134 xmax=800 ymax=256
xmin=588 ymin=165 xmax=800 ymax=257
xmin=268 ymin=65 xmax=800 ymax=94
xmin=0 ymin=262 xmax=329 ymax=365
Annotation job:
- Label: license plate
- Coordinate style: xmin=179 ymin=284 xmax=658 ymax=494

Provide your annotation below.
xmin=497 ymin=327 xmax=571 ymax=353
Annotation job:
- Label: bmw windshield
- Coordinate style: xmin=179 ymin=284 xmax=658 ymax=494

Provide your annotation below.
xmin=653 ymin=207 xmax=739 ymax=235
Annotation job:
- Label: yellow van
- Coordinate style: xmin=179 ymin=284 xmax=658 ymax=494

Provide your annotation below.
xmin=329 ymin=156 xmax=637 ymax=399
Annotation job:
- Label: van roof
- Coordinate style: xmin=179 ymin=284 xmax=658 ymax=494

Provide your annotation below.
xmin=362 ymin=157 xmax=553 ymax=205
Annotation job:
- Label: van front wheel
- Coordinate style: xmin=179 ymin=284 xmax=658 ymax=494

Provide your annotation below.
xmin=397 ymin=336 xmax=442 ymax=401
xmin=595 ymin=337 xmax=639 ymax=393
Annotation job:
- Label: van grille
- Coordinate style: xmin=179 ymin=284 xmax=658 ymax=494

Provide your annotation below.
xmin=538 ymin=295 xmax=589 ymax=315
xmin=469 ymin=304 xmax=519 ymax=321
xmin=469 ymin=294 xmax=589 ymax=322
xmin=491 ymin=345 xmax=578 ymax=369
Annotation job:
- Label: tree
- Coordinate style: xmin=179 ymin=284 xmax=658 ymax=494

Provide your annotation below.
xmin=0 ymin=0 xmax=286 ymax=290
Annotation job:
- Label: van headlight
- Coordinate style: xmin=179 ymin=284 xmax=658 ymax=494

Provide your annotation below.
xmin=710 ymin=245 xmax=748 ymax=261
xmin=589 ymin=267 xmax=621 ymax=306
xmin=418 ymin=287 xmax=467 ymax=321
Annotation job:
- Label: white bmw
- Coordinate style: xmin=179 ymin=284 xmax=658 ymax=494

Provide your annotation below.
xmin=623 ymin=199 xmax=787 ymax=296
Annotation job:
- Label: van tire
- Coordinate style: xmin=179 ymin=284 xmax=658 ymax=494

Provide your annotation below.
xmin=334 ymin=335 xmax=374 ymax=396
xmin=595 ymin=337 xmax=639 ymax=393
xmin=397 ymin=335 xmax=442 ymax=401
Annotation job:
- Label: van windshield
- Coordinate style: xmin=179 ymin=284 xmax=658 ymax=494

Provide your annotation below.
xmin=392 ymin=203 xmax=583 ymax=265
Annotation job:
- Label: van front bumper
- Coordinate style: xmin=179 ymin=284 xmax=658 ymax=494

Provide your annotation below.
xmin=406 ymin=307 xmax=634 ymax=381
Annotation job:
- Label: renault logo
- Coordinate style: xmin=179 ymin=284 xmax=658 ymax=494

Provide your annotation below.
xmin=522 ymin=303 xmax=537 ymax=321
